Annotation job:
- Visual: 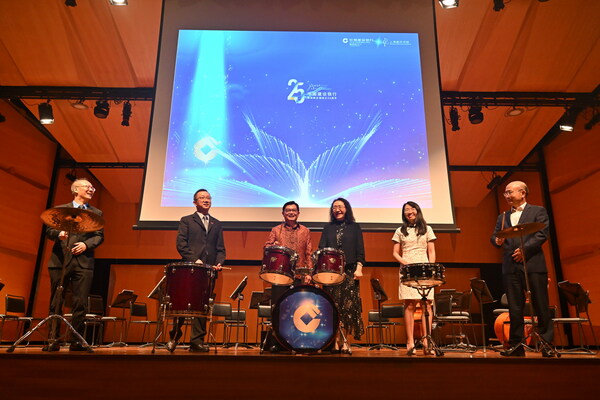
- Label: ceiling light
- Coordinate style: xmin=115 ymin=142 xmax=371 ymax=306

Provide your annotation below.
xmin=65 ymin=0 xmax=77 ymax=7
xmin=559 ymin=109 xmax=576 ymax=132
xmin=449 ymin=106 xmax=460 ymax=131
xmin=439 ymin=0 xmax=459 ymax=8
xmin=94 ymin=100 xmax=110 ymax=119
xmin=109 ymin=0 xmax=128 ymax=5
xmin=505 ymin=106 xmax=525 ymax=117
xmin=493 ymin=0 xmax=505 ymax=11
xmin=121 ymin=101 xmax=132 ymax=126
xmin=468 ymin=106 xmax=484 ymax=124
xmin=38 ymin=101 xmax=54 ymax=125
xmin=71 ymin=100 xmax=89 ymax=110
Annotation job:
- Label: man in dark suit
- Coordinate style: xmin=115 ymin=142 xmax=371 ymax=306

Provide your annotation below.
xmin=45 ymin=179 xmax=104 ymax=351
xmin=491 ymin=181 xmax=554 ymax=357
xmin=168 ymin=188 xmax=225 ymax=352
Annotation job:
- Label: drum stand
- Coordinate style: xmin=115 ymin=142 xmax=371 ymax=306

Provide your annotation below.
xmin=7 ymin=229 xmax=92 ymax=353
xmin=407 ymin=285 xmax=444 ymax=357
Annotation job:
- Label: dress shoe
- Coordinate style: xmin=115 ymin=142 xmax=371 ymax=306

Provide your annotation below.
xmin=69 ymin=342 xmax=89 ymax=352
xmin=42 ymin=342 xmax=61 ymax=352
xmin=166 ymin=340 xmax=177 ymax=352
xmin=189 ymin=343 xmax=210 ymax=353
xmin=500 ymin=345 xmax=525 ymax=357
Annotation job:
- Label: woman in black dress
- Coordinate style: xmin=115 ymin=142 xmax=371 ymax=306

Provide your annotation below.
xmin=318 ymin=198 xmax=365 ymax=352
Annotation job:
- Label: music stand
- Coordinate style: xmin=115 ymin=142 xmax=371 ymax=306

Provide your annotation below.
xmin=369 ymin=279 xmax=397 ymax=351
xmin=148 ymin=276 xmax=168 ymax=353
xmin=224 ymin=277 xmax=252 ymax=349
xmin=469 ymin=278 xmax=495 ymax=353
xmin=106 ymin=290 xmax=138 ymax=347
xmin=249 ymin=291 xmax=271 ymax=310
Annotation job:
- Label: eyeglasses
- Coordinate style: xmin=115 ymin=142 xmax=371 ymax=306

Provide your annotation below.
xmin=332 ymin=205 xmax=345 ymax=210
xmin=503 ymin=189 xmax=521 ymax=197
xmin=283 ymin=208 xmax=298 ymax=214
xmin=76 ymin=185 xmax=96 ymax=192
xmin=194 ymin=196 xmax=212 ymax=201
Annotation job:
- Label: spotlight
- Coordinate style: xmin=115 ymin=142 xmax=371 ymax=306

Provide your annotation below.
xmin=448 ymin=106 xmax=460 ymax=131
xmin=71 ymin=99 xmax=89 ymax=110
xmin=559 ymin=109 xmax=576 ymax=132
xmin=94 ymin=100 xmax=110 ymax=119
xmin=505 ymin=106 xmax=525 ymax=117
xmin=493 ymin=0 xmax=505 ymax=11
xmin=121 ymin=101 xmax=132 ymax=127
xmin=468 ymin=106 xmax=484 ymax=124
xmin=439 ymin=0 xmax=459 ymax=8
xmin=109 ymin=0 xmax=128 ymax=5
xmin=38 ymin=101 xmax=54 ymax=125
xmin=584 ymin=110 xmax=599 ymax=130
xmin=65 ymin=0 xmax=77 ymax=7
xmin=0 ymin=113 xmax=5 ymax=123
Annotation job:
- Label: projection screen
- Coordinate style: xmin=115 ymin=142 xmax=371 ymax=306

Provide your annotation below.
xmin=138 ymin=0 xmax=456 ymax=231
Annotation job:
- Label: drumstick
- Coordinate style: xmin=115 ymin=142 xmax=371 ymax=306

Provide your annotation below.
xmin=217 ymin=266 xmax=232 ymax=270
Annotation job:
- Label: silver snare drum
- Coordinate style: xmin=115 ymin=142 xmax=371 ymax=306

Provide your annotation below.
xmin=400 ymin=263 xmax=445 ymax=288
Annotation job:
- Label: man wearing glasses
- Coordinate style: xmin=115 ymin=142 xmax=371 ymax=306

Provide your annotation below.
xmin=171 ymin=189 xmax=225 ymax=352
xmin=491 ymin=181 xmax=554 ymax=357
xmin=44 ymin=179 xmax=104 ymax=351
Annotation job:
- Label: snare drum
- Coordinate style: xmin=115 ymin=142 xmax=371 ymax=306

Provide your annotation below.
xmin=272 ymin=285 xmax=338 ymax=353
xmin=400 ymin=263 xmax=446 ymax=288
xmin=165 ymin=262 xmax=215 ymax=316
xmin=260 ymin=246 xmax=298 ymax=286
xmin=311 ymin=248 xmax=345 ymax=285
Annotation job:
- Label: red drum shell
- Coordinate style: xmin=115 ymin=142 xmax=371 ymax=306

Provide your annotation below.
xmin=260 ymin=246 xmax=298 ymax=286
xmin=312 ymin=248 xmax=345 ymax=285
xmin=165 ymin=262 xmax=215 ymax=317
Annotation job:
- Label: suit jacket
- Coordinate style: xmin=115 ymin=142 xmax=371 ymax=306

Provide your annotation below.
xmin=46 ymin=203 xmax=104 ymax=270
xmin=491 ymin=204 xmax=549 ymax=275
xmin=176 ymin=212 xmax=226 ymax=265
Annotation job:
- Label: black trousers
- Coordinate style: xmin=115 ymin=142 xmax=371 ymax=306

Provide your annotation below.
xmin=169 ymin=317 xmax=207 ymax=346
xmin=503 ymin=270 xmax=554 ymax=346
xmin=48 ymin=266 xmax=94 ymax=339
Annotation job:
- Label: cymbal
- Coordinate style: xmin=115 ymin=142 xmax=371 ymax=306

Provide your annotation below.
xmin=41 ymin=207 xmax=104 ymax=233
xmin=496 ymin=222 xmax=546 ymax=239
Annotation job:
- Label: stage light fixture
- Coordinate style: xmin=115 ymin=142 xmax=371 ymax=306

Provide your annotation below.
xmin=65 ymin=0 xmax=77 ymax=7
xmin=449 ymin=106 xmax=460 ymax=131
xmin=121 ymin=101 xmax=132 ymax=126
xmin=468 ymin=106 xmax=484 ymax=124
xmin=438 ymin=0 xmax=459 ymax=8
xmin=38 ymin=101 xmax=54 ymax=125
xmin=505 ymin=106 xmax=525 ymax=117
xmin=71 ymin=99 xmax=89 ymax=110
xmin=493 ymin=0 xmax=505 ymax=11
xmin=0 ymin=113 xmax=6 ymax=123
xmin=94 ymin=100 xmax=110 ymax=119
xmin=559 ymin=109 xmax=576 ymax=132
xmin=584 ymin=110 xmax=599 ymax=130
xmin=109 ymin=0 xmax=128 ymax=5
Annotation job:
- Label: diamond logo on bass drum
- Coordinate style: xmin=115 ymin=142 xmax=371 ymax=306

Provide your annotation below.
xmin=292 ymin=300 xmax=321 ymax=333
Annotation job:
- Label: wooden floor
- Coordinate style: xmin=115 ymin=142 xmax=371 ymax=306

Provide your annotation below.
xmin=1 ymin=343 xmax=599 ymax=399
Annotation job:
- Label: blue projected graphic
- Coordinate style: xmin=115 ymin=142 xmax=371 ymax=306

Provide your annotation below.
xmin=162 ymin=30 xmax=432 ymax=208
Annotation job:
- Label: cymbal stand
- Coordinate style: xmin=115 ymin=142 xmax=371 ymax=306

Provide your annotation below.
xmin=407 ymin=285 xmax=444 ymax=357
xmin=510 ymin=232 xmax=560 ymax=358
xmin=7 ymin=228 xmax=92 ymax=353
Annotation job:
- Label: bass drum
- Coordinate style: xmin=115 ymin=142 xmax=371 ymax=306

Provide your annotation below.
xmin=272 ymin=286 xmax=339 ymax=353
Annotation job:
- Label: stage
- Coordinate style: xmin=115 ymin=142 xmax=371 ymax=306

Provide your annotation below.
xmin=1 ymin=345 xmax=598 ymax=399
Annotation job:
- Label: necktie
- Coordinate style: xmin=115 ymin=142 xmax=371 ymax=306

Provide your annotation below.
xmin=203 ymin=215 xmax=209 ymax=230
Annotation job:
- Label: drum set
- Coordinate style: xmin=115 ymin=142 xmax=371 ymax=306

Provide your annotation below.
xmin=151 ymin=243 xmax=448 ymax=355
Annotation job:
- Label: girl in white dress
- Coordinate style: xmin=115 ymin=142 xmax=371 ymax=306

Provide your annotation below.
xmin=392 ymin=201 xmax=436 ymax=355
